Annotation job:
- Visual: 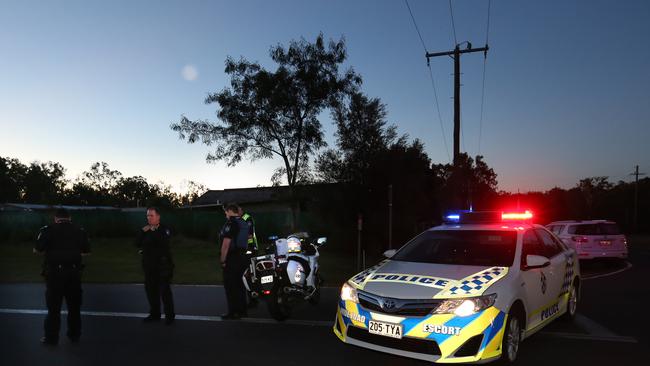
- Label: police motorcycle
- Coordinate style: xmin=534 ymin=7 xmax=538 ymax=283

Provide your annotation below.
xmin=243 ymin=232 xmax=326 ymax=320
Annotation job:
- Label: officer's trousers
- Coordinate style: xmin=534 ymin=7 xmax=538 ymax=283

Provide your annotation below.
xmin=44 ymin=267 xmax=82 ymax=340
xmin=143 ymin=260 xmax=175 ymax=318
xmin=223 ymin=255 xmax=247 ymax=316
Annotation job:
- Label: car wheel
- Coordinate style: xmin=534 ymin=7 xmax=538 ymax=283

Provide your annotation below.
xmin=499 ymin=311 xmax=522 ymax=365
xmin=562 ymin=282 xmax=578 ymax=321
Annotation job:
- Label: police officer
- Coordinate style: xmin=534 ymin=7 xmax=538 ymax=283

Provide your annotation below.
xmin=238 ymin=206 xmax=259 ymax=307
xmin=219 ymin=203 xmax=249 ymax=319
xmin=135 ymin=207 xmax=175 ymax=325
xmin=238 ymin=207 xmax=258 ymax=255
xmin=33 ymin=208 xmax=90 ymax=345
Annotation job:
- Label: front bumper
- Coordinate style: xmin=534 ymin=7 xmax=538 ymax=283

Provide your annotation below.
xmin=333 ymin=299 xmax=507 ymax=364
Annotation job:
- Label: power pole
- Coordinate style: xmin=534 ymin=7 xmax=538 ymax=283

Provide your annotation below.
xmin=388 ymin=184 xmax=393 ymax=249
xmin=426 ymin=42 xmax=488 ymax=164
xmin=629 ymin=165 xmax=646 ymax=232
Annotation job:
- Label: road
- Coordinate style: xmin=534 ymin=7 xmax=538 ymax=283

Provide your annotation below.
xmin=1 ymin=247 xmax=648 ymax=366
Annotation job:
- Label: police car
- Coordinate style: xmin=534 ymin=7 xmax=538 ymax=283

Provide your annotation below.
xmin=333 ymin=210 xmax=580 ymax=364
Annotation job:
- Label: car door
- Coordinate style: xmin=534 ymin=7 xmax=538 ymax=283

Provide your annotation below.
xmin=520 ymin=230 xmax=555 ymax=332
xmin=535 ymin=228 xmax=567 ymax=319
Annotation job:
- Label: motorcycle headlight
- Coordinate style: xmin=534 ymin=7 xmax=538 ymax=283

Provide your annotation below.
xmin=340 ymin=282 xmax=359 ymax=303
xmin=433 ymin=294 xmax=497 ymax=317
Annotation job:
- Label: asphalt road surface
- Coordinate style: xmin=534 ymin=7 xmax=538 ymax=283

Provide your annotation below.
xmin=1 ymin=248 xmax=648 ymax=366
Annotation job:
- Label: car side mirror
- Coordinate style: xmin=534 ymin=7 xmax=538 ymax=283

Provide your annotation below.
xmin=524 ymin=254 xmax=550 ymax=270
xmin=383 ymin=249 xmax=397 ymax=258
xmin=316 ymin=237 xmax=327 ymax=246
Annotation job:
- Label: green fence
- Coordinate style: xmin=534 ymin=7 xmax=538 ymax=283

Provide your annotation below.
xmin=0 ymin=209 xmax=348 ymax=250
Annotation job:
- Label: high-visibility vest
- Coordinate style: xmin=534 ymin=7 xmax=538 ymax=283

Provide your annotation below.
xmin=241 ymin=213 xmax=258 ymax=249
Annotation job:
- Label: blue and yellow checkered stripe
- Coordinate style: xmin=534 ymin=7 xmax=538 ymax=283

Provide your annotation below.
xmin=334 ymin=300 xmax=507 ymax=363
xmin=561 ymin=253 xmax=576 ymax=293
xmin=435 ymin=267 xmax=508 ymax=299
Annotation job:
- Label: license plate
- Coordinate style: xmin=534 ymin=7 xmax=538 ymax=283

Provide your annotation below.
xmin=261 ymin=275 xmax=274 ymax=284
xmin=599 ymin=240 xmax=611 ymax=246
xmin=368 ymin=320 xmax=403 ymax=339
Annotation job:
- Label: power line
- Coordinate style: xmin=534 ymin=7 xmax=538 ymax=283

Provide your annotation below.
xmin=404 ymin=0 xmax=452 ymax=162
xmin=478 ymin=0 xmax=491 ymax=156
xmin=448 ymin=0 xmax=458 ymax=46
xmin=427 ymin=65 xmax=452 ymax=162
xmin=404 ymin=0 xmax=428 ymax=53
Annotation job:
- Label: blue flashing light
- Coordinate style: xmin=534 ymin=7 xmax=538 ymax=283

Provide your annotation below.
xmin=445 ymin=214 xmax=460 ymax=221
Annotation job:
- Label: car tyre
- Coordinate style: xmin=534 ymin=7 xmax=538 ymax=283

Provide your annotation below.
xmin=561 ymin=281 xmax=579 ymax=322
xmin=498 ymin=311 xmax=522 ymax=365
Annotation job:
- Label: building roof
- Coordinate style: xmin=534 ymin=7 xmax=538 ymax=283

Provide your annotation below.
xmin=193 ymin=186 xmax=290 ymax=206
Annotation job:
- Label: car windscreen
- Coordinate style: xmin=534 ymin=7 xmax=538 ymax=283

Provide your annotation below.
xmin=568 ymin=223 xmax=621 ymax=235
xmin=391 ymin=230 xmax=517 ymax=267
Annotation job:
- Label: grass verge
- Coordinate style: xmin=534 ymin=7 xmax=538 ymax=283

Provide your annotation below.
xmin=0 ymin=236 xmax=357 ymax=285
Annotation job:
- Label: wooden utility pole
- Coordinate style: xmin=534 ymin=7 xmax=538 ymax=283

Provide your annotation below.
xmin=629 ymin=165 xmax=646 ymax=231
xmin=388 ymin=184 xmax=393 ymax=249
xmin=426 ymin=42 xmax=488 ymax=164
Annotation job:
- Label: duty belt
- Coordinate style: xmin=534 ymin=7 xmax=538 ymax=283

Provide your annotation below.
xmin=51 ymin=263 xmax=80 ymax=270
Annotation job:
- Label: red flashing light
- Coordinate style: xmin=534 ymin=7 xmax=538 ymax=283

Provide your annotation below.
xmin=263 ymin=290 xmax=271 ymax=295
xmin=501 ymin=210 xmax=533 ymax=221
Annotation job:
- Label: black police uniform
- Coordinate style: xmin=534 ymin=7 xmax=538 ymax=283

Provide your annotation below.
xmin=241 ymin=212 xmax=258 ymax=255
xmin=220 ymin=216 xmax=249 ymax=317
xmin=135 ymin=224 xmax=175 ymax=321
xmin=35 ymin=221 xmax=90 ymax=343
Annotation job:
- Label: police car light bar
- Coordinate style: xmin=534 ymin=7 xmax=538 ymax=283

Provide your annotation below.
xmin=443 ymin=210 xmax=472 ymax=223
xmin=444 ymin=210 xmax=533 ymax=224
xmin=445 ymin=214 xmax=460 ymax=221
xmin=501 ymin=210 xmax=533 ymax=221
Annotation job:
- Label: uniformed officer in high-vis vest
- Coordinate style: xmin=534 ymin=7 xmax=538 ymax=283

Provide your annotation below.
xmin=238 ymin=207 xmax=258 ymax=255
xmin=220 ymin=203 xmax=249 ymax=319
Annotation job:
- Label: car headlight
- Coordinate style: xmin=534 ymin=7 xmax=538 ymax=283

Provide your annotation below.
xmin=433 ymin=294 xmax=497 ymax=317
xmin=340 ymin=282 xmax=359 ymax=303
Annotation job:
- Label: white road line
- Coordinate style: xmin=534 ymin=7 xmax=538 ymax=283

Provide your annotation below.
xmin=582 ymin=261 xmax=633 ymax=280
xmin=0 ymin=308 xmax=637 ymax=343
xmin=0 ymin=308 xmax=332 ymax=327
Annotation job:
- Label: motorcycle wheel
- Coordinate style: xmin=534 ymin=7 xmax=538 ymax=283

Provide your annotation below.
xmin=267 ymin=292 xmax=291 ymax=321
xmin=308 ymin=287 xmax=320 ymax=305
xmin=308 ymin=274 xmax=322 ymax=305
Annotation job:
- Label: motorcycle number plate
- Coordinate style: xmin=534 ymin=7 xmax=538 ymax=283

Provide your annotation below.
xmin=368 ymin=320 xmax=403 ymax=339
xmin=261 ymin=275 xmax=274 ymax=284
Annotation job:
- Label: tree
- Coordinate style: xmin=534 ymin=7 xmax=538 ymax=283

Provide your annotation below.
xmin=316 ymin=92 xmax=398 ymax=184
xmin=82 ymin=162 xmax=122 ymax=193
xmin=178 ymin=180 xmax=208 ymax=206
xmin=68 ymin=162 xmax=123 ymax=205
xmin=432 ymin=153 xmax=499 ymax=210
xmin=148 ymin=182 xmax=180 ymax=208
xmin=114 ymin=176 xmax=155 ymax=207
xmin=0 ymin=156 xmax=27 ymax=202
xmin=22 ymin=161 xmax=67 ymax=204
xmin=171 ymin=34 xmax=361 ymax=226
xmin=576 ymin=176 xmax=613 ymax=218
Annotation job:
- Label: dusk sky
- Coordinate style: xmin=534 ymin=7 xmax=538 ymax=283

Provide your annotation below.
xmin=1 ymin=0 xmax=648 ymax=193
